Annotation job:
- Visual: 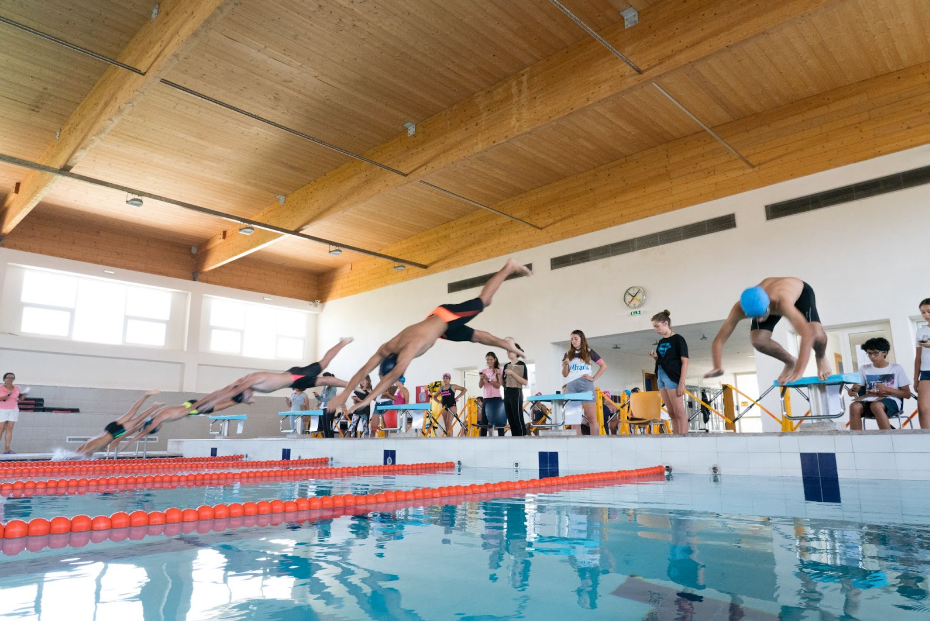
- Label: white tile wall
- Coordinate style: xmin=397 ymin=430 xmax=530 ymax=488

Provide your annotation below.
xmin=171 ymin=430 xmax=930 ymax=480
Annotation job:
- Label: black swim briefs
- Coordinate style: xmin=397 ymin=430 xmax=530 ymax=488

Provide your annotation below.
xmin=751 ymin=282 xmax=821 ymax=332
xmin=428 ymin=297 xmax=485 ymax=342
xmin=104 ymin=421 xmax=126 ymax=439
xmin=288 ymin=362 xmax=322 ymax=390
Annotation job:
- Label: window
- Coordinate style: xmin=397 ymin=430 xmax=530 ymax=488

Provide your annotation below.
xmin=18 ymin=267 xmax=174 ymax=347
xmin=206 ymin=296 xmax=308 ymax=360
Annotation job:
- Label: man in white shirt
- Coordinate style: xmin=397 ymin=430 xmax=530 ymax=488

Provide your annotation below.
xmin=847 ymin=337 xmax=911 ymax=430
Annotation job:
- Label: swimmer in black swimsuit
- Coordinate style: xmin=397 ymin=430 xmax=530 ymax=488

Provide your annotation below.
xmin=328 ymin=259 xmax=530 ymax=417
xmin=706 ymin=277 xmax=831 ymax=385
xmin=129 ymin=339 xmax=354 ymax=441
xmin=432 ymin=373 xmax=467 ymax=436
xmin=75 ymin=390 xmax=163 ymax=457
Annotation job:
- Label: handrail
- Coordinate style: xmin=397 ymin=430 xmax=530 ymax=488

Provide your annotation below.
xmin=723 ymin=384 xmax=784 ymax=425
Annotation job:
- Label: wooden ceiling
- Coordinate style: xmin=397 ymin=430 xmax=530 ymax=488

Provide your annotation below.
xmin=0 ymin=0 xmax=928 ymax=302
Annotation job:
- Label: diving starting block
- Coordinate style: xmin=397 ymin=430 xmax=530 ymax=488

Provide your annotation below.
xmin=776 ymin=373 xmax=860 ymax=421
xmin=526 ymin=392 xmax=594 ymax=428
xmin=278 ymin=410 xmax=324 ymax=434
xmin=208 ymin=414 xmax=247 ymax=437
xmin=375 ymin=402 xmax=432 ymax=436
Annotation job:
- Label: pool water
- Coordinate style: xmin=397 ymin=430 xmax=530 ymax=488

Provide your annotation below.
xmin=1 ymin=471 xmax=929 ymax=620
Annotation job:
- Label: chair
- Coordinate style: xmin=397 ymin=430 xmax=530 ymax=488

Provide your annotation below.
xmin=627 ymin=392 xmax=670 ymax=434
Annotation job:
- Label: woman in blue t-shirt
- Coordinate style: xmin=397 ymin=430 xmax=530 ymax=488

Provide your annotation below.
xmin=648 ymin=310 xmax=689 ymax=434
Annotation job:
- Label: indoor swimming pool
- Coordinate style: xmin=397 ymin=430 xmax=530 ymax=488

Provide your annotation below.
xmin=1 ymin=463 xmax=929 ymax=620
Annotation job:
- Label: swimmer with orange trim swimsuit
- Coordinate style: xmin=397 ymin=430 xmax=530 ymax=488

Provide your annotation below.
xmin=128 ymin=339 xmax=353 ymax=441
xmin=328 ymin=259 xmax=531 ymax=417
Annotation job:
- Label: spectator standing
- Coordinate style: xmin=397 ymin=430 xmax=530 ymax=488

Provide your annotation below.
xmin=479 ymin=352 xmax=505 ymax=436
xmin=434 ymin=373 xmax=466 ymax=436
xmin=648 ymin=310 xmax=690 ymax=435
xmin=0 ymin=372 xmax=22 ymax=454
xmin=914 ymin=298 xmax=930 ymax=429
xmin=502 ymin=348 xmax=529 ymax=436
xmin=562 ymin=330 xmax=607 ymax=435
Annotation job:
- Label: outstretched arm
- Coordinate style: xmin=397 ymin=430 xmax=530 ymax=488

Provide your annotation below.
xmin=116 ymin=390 xmax=160 ymax=425
xmin=125 ymin=404 xmax=192 ymax=443
xmin=349 ymin=349 xmax=416 ymax=414
xmin=328 ymin=349 xmax=388 ymax=413
xmin=706 ymin=304 xmax=744 ymax=377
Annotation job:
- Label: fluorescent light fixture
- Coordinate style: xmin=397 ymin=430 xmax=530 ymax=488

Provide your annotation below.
xmin=126 ymin=196 xmax=143 ymax=207
xmin=328 ymin=246 xmax=342 ymax=256
xmin=263 ymin=296 xmax=272 ymax=301
xmin=238 ymin=224 xmax=254 ymax=235
xmin=103 ymin=270 xmax=115 ymax=274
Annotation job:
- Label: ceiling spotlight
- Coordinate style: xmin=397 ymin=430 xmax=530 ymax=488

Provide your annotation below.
xmin=263 ymin=296 xmax=272 ymax=301
xmin=328 ymin=246 xmax=342 ymax=256
xmin=126 ymin=195 xmax=143 ymax=207
xmin=103 ymin=269 xmax=115 ymax=274
xmin=393 ymin=263 xmax=406 ymax=271
xmin=238 ymin=224 xmax=254 ymax=235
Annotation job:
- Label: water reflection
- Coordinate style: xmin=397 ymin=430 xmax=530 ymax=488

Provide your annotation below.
xmin=0 ymin=476 xmax=929 ymax=620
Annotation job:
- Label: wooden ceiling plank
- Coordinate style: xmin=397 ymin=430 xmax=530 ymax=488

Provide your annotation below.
xmin=317 ymin=60 xmax=930 ymax=300
xmin=0 ymin=0 xmax=239 ymax=236
xmin=195 ymin=0 xmax=847 ymax=274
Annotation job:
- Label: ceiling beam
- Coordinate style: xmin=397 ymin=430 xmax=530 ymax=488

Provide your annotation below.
xmin=315 ymin=61 xmax=930 ymax=301
xmin=194 ymin=0 xmax=845 ymax=273
xmin=0 ymin=0 xmax=239 ymax=236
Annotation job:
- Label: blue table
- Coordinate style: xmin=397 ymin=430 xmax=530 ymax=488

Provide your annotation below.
xmin=525 ymin=392 xmax=594 ymax=428
xmin=208 ymin=414 xmax=247 ymax=437
xmin=375 ymin=402 xmax=432 ymax=435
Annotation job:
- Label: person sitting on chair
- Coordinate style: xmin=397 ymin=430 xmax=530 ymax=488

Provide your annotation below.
xmin=847 ymin=337 xmax=911 ymax=430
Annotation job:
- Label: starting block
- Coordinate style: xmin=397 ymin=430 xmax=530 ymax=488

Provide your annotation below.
xmin=375 ymin=402 xmax=432 ymax=436
xmin=526 ymin=392 xmax=594 ymax=429
xmin=776 ymin=374 xmax=859 ymax=421
xmin=208 ymin=414 xmax=247 ymax=437
xmin=278 ymin=410 xmax=324 ymax=434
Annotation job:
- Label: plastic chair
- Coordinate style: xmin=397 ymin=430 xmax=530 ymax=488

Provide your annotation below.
xmin=627 ymin=392 xmax=670 ymax=434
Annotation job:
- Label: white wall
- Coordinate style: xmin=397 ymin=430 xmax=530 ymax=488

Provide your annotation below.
xmin=0 ymin=248 xmax=319 ymax=393
xmin=319 ymin=145 xmax=930 ymax=431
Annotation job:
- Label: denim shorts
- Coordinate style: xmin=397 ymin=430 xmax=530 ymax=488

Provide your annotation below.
xmin=657 ymin=367 xmax=678 ymax=391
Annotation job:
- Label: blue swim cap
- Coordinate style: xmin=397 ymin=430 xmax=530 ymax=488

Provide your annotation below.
xmin=398 ymin=376 xmax=406 ymax=384
xmin=740 ymin=286 xmax=770 ymax=318
xmin=379 ymin=354 xmax=397 ymax=377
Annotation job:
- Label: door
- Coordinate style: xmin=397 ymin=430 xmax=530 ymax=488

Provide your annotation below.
xmin=643 ymin=371 xmax=658 ymax=392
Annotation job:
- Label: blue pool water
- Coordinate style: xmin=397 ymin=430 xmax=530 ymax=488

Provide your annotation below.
xmin=1 ymin=471 xmax=929 ymax=620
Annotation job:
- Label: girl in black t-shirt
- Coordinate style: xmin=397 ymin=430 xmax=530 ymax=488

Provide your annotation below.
xmin=648 ymin=310 xmax=690 ymax=435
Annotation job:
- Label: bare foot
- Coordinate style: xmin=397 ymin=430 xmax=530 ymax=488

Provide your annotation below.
xmin=817 ymin=359 xmax=833 ymax=381
xmin=504 ymin=258 xmax=532 ymax=278
xmin=776 ymin=367 xmax=791 ymax=386
xmin=505 ymin=337 xmax=526 ymax=358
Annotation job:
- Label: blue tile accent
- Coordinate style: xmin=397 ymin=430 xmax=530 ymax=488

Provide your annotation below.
xmin=802 ymin=477 xmax=823 ymax=502
xmin=384 ymin=449 xmax=396 ymax=466
xmin=799 ymin=453 xmax=820 ymax=478
xmin=282 ymin=448 xmax=291 ymax=461
xmin=801 ymin=452 xmax=841 ymax=504
xmin=210 ymin=447 xmax=217 ymax=457
xmin=817 ymin=453 xmax=838 ymax=479
xmin=821 ymin=477 xmax=841 ymax=503
xmin=538 ymin=451 xmax=549 ymax=470
xmin=539 ymin=451 xmax=559 ymax=478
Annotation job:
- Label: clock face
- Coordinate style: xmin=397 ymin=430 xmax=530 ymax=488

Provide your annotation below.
xmin=624 ymin=286 xmax=645 ymax=309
